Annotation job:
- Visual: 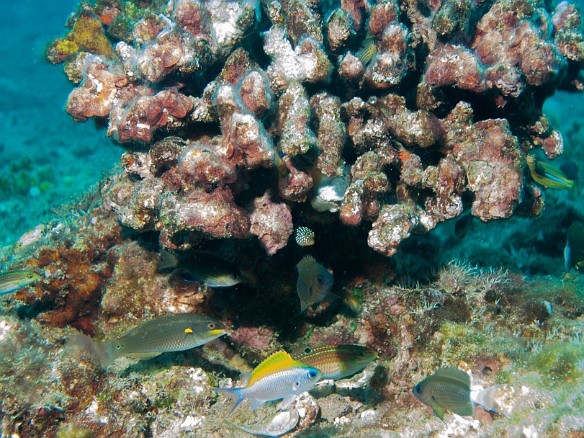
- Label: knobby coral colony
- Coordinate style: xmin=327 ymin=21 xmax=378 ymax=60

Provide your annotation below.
xmin=47 ymin=0 xmax=584 ymax=260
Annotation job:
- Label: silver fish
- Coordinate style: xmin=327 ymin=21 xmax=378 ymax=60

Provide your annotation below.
xmin=216 ymin=351 xmax=322 ymax=411
xmin=296 ymin=255 xmax=333 ymax=312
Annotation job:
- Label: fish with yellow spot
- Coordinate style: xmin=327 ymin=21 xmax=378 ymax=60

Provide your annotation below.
xmin=0 ymin=271 xmax=41 ymax=295
xmin=87 ymin=313 xmax=226 ymax=367
xmin=216 ymin=351 xmax=322 ymax=412
xmin=412 ymin=366 xmax=474 ymax=420
xmin=296 ymin=255 xmax=333 ymax=312
xmin=294 ymin=344 xmax=377 ymax=380
xmin=526 ymin=155 xmax=575 ymax=189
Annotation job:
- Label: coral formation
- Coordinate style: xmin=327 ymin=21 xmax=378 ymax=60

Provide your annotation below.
xmin=46 ymin=0 xmax=584 ymax=257
xmin=1 ymin=0 xmax=580 ymax=435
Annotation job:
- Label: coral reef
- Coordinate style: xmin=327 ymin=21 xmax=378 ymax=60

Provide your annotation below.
xmin=0 ymin=0 xmax=580 ymax=435
xmin=46 ymin=0 xmax=584 ymax=257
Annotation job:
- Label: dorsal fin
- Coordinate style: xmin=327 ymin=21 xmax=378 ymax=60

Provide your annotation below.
xmin=433 ymin=367 xmax=470 ymax=388
xmin=296 ymin=255 xmax=316 ymax=271
xmin=248 ymin=351 xmax=304 ymax=387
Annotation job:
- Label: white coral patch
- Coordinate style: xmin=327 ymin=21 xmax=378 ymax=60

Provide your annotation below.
xmin=0 ymin=319 xmax=15 ymax=342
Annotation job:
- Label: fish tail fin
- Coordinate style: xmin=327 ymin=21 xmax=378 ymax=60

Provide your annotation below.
xmin=92 ymin=340 xmax=118 ymax=368
xmin=215 ymin=387 xmax=244 ymax=413
xmin=158 ymin=249 xmax=178 ymax=272
xmin=69 ymin=332 xmax=116 ymax=368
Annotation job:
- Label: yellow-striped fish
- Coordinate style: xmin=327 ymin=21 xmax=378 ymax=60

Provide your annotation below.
xmin=0 ymin=271 xmax=41 ymax=295
xmin=216 ymin=351 xmax=322 ymax=411
xmin=526 ymin=155 xmax=575 ymax=189
xmin=90 ymin=313 xmax=226 ymax=367
xmin=356 ymin=38 xmax=377 ymax=65
xmin=295 ymin=344 xmax=377 ymax=380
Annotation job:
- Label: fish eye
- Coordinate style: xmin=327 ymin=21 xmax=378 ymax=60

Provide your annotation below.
xmin=293 ymin=381 xmax=300 ymax=389
xmin=317 ymin=275 xmax=325 ymax=285
xmin=308 ymin=370 xmax=318 ymax=379
xmin=304 ymin=347 xmax=312 ymax=354
xmin=414 ymin=384 xmax=423 ymax=394
xmin=116 ymin=344 xmax=124 ymax=350
xmin=208 ymin=323 xmax=216 ymax=329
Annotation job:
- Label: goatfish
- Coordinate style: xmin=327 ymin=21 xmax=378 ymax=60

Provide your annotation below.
xmin=296 ymin=255 xmax=334 ymax=312
xmin=0 ymin=271 xmax=41 ymax=295
xmin=412 ymin=367 xmax=474 ymax=420
xmin=159 ymin=249 xmax=241 ymax=287
xmin=565 ymin=221 xmax=584 ymax=272
xmin=526 ymin=155 xmax=574 ymax=189
xmin=216 ymin=351 xmax=322 ymax=412
xmin=295 ymin=344 xmax=377 ymax=380
xmin=89 ymin=313 xmax=226 ymax=367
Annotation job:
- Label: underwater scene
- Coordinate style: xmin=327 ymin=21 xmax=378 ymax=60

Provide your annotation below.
xmin=1 ymin=0 xmax=584 ymax=436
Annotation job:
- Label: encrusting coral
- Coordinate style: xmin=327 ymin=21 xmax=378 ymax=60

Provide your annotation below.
xmin=46 ymin=0 xmax=584 ymax=258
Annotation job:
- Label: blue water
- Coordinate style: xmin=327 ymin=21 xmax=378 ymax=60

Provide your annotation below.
xmin=0 ymin=0 xmax=121 ymax=245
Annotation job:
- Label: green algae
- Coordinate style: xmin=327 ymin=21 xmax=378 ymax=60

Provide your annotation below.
xmin=532 ymin=343 xmax=584 ymax=383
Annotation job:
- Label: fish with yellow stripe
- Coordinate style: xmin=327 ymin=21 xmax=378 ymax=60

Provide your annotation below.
xmin=526 ymin=155 xmax=575 ymax=189
xmin=294 ymin=344 xmax=377 ymax=380
xmin=216 ymin=351 xmax=322 ymax=412
xmin=85 ymin=313 xmax=226 ymax=367
xmin=0 ymin=271 xmax=41 ymax=295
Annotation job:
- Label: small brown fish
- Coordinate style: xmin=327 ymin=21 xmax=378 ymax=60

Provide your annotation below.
xmin=296 ymin=255 xmax=333 ymax=312
xmin=0 ymin=271 xmax=41 ymax=295
xmin=412 ymin=367 xmax=474 ymax=420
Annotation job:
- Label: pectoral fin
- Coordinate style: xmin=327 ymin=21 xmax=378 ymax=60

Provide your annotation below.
xmin=249 ymin=398 xmax=266 ymax=411
xmin=277 ymin=395 xmax=296 ymax=411
xmin=432 ymin=405 xmax=445 ymax=420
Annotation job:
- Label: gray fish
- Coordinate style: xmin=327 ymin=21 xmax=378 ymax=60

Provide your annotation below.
xmin=412 ymin=367 xmax=474 ymax=420
xmin=159 ymin=249 xmax=242 ymax=287
xmin=295 ymin=255 xmax=333 ymax=312
xmin=91 ymin=313 xmax=226 ymax=367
